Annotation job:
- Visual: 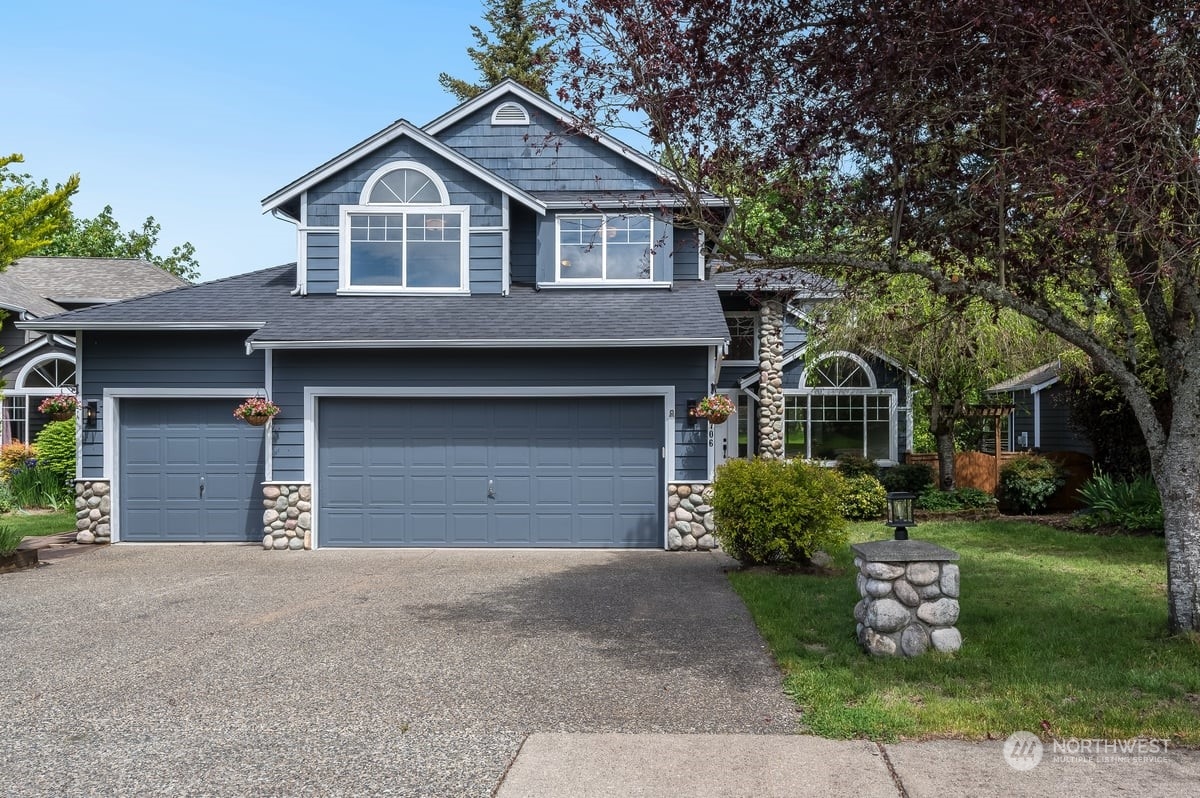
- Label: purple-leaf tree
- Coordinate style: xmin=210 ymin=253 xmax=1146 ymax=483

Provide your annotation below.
xmin=555 ymin=1 xmax=1200 ymax=632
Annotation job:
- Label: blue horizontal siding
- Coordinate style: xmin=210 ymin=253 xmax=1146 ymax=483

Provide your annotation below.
xmin=672 ymin=227 xmax=700 ymax=281
xmin=269 ymin=347 xmax=708 ymax=482
xmin=306 ymin=232 xmax=339 ymax=294
xmin=79 ymin=332 xmax=265 ymax=478
xmin=469 ymin=231 xmax=504 ymax=294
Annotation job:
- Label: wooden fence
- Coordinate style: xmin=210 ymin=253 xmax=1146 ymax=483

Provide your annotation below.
xmin=903 ymin=450 xmax=1093 ymax=510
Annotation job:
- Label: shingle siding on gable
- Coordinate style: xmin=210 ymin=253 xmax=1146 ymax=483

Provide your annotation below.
xmin=78 ymin=332 xmax=265 ymax=478
xmin=269 ymin=347 xmax=709 ymax=482
xmin=434 ymin=102 xmax=667 ymax=193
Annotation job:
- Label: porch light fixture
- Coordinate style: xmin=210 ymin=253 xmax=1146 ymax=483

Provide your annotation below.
xmin=85 ymin=400 xmax=98 ymax=428
xmin=885 ymin=492 xmax=916 ymax=541
xmin=686 ymin=399 xmax=699 ymax=426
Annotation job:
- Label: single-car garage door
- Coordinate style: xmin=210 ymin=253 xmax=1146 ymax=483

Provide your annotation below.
xmin=317 ymin=396 xmax=663 ymax=548
xmin=119 ymin=398 xmax=265 ymax=542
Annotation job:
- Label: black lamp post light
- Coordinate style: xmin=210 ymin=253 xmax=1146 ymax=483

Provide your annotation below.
xmin=885 ymin=491 xmax=916 ymax=541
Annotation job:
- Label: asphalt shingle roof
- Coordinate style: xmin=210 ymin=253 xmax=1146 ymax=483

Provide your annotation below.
xmin=987 ymin=360 xmax=1062 ymax=393
xmin=23 ymin=264 xmax=730 ymax=347
xmin=0 ymin=257 xmax=189 ymax=317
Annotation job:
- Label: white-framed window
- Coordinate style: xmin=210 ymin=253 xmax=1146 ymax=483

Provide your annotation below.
xmin=339 ymin=162 xmax=470 ymax=294
xmin=724 ymin=312 xmax=759 ymax=364
xmin=783 ymin=352 xmax=897 ymax=463
xmin=556 ymin=214 xmax=655 ymax=283
xmin=1 ymin=353 xmax=77 ymax=445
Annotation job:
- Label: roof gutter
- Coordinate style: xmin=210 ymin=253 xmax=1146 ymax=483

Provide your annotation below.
xmin=249 ymin=337 xmax=729 ymax=351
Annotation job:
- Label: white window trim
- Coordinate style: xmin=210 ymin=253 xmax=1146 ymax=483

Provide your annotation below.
xmin=338 ymin=204 xmax=471 ymax=295
xmin=798 ymin=350 xmax=878 ymax=389
xmin=301 ymin=386 xmax=677 ymax=550
xmin=554 ymin=213 xmax=656 ymax=284
xmin=782 ymin=388 xmax=899 ymax=465
xmin=359 ymin=161 xmax=450 ymax=205
xmin=15 ymin=352 xmax=77 ymax=390
xmin=722 ymin=311 xmax=759 ymax=366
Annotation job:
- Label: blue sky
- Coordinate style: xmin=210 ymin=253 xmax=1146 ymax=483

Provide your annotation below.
xmin=10 ymin=1 xmax=505 ymax=281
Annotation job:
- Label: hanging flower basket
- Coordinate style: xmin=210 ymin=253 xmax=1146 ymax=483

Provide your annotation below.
xmin=694 ymin=394 xmax=735 ymax=424
xmin=38 ymin=394 xmax=78 ymax=421
xmin=234 ymin=397 xmax=280 ymax=426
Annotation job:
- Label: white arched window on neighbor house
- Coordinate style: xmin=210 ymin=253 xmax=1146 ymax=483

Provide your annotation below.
xmin=339 ymin=161 xmax=470 ymax=294
xmin=1 ymin=353 xmax=77 ymax=445
xmin=783 ymin=352 xmax=898 ymax=463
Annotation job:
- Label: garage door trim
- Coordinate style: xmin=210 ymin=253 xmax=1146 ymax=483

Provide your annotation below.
xmin=104 ymin=387 xmax=266 ymax=543
xmin=304 ymin=385 xmax=676 ymax=550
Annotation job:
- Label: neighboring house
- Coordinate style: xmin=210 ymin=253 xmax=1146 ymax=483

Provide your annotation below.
xmin=22 ymin=81 xmax=907 ymax=551
xmin=0 ymin=257 xmax=188 ymax=445
xmin=987 ymin=360 xmax=1093 ymax=456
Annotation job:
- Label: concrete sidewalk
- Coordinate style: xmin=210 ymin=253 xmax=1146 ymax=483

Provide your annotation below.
xmin=495 ymin=733 xmax=1200 ymax=798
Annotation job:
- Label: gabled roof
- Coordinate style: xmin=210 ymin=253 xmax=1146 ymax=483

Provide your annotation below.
xmin=260 ymin=118 xmax=546 ymax=217
xmin=21 ymin=264 xmax=729 ymax=349
xmin=424 ymin=80 xmax=684 ymax=190
xmin=987 ymin=360 xmax=1061 ymax=394
xmin=0 ymin=257 xmax=189 ymax=318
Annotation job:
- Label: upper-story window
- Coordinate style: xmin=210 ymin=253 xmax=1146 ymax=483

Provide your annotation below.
xmin=339 ymin=162 xmax=470 ymax=294
xmin=724 ymin=312 xmax=759 ymax=364
xmin=556 ymin=214 xmax=654 ymax=283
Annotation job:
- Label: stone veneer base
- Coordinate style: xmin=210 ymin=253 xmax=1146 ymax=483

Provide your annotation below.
xmin=262 ymin=482 xmax=313 ymax=551
xmin=74 ymin=480 xmax=112 ymax=544
xmin=851 ymin=540 xmax=962 ymax=656
xmin=667 ymin=483 xmax=718 ymax=551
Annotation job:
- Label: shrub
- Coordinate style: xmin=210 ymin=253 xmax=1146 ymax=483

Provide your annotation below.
xmin=0 ymin=480 xmax=13 ymax=513
xmin=0 ymin=441 xmax=36 ymax=480
xmin=835 ymin=454 xmax=877 ymax=479
xmin=1077 ymin=471 xmax=1163 ymax=533
xmin=917 ymin=486 xmax=997 ymax=512
xmin=0 ymin=525 xmax=24 ymax=555
xmin=34 ymin=420 xmax=76 ymax=485
xmin=8 ymin=465 xmax=71 ymax=510
xmin=998 ymin=454 xmax=1066 ymax=514
xmin=836 ymin=473 xmax=888 ymax=520
xmin=880 ymin=463 xmax=935 ymax=494
xmin=712 ymin=458 xmax=847 ymax=565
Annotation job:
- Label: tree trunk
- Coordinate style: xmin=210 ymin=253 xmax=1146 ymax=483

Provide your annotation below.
xmin=1157 ymin=430 xmax=1200 ymax=634
xmin=927 ymin=396 xmax=957 ymax=490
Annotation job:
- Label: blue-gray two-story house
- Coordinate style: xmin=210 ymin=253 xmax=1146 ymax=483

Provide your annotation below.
xmin=25 ymin=81 xmax=912 ymax=551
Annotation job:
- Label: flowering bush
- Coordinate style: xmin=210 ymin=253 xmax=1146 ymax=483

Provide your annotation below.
xmin=234 ymin=397 xmax=280 ymax=420
xmin=0 ymin=442 xmax=36 ymax=480
xmin=695 ymin=394 xmax=735 ymax=421
xmin=37 ymin=394 xmax=78 ymax=416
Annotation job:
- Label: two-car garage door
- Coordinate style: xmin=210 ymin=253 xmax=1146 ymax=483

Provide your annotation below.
xmin=117 ymin=395 xmax=664 ymax=548
xmin=317 ymin=396 xmax=663 ymax=548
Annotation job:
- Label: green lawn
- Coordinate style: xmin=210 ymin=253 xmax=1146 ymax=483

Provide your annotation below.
xmin=729 ymin=520 xmax=1200 ymax=743
xmin=0 ymin=510 xmax=76 ymax=538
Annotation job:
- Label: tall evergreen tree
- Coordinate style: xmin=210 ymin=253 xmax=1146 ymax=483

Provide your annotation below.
xmin=438 ymin=0 xmax=555 ymax=100
xmin=0 ymin=154 xmax=79 ymax=269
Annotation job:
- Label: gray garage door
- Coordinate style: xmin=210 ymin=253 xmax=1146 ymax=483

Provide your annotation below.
xmin=119 ymin=398 xmax=265 ymax=542
xmin=317 ymin=396 xmax=663 ymax=548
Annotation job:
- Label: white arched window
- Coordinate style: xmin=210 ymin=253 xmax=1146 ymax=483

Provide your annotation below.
xmin=785 ymin=352 xmax=897 ymax=463
xmin=340 ymin=162 xmax=469 ymax=294
xmin=2 ymin=354 xmax=77 ymax=445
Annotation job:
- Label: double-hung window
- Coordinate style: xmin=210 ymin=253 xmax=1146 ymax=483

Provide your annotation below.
xmin=340 ymin=163 xmax=470 ymax=294
xmin=556 ymin=214 xmax=654 ymax=282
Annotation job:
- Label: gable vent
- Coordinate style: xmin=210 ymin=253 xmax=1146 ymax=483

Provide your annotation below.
xmin=491 ymin=101 xmax=530 ymax=126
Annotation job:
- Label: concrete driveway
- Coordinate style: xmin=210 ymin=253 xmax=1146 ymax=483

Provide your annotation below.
xmin=0 ymin=546 xmax=796 ymax=797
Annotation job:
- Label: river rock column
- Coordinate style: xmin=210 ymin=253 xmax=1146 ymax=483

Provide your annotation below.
xmin=851 ymin=540 xmax=962 ymax=657
xmin=73 ymin=479 xmax=111 ymax=544
xmin=757 ymin=298 xmax=786 ymax=459
xmin=666 ymin=483 xmax=717 ymax=550
xmin=261 ymin=482 xmax=313 ymax=551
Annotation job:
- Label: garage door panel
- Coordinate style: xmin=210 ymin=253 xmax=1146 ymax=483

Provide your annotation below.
xmin=317 ymin=397 xmax=662 ymax=548
xmin=119 ymin=398 xmax=264 ymax=542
